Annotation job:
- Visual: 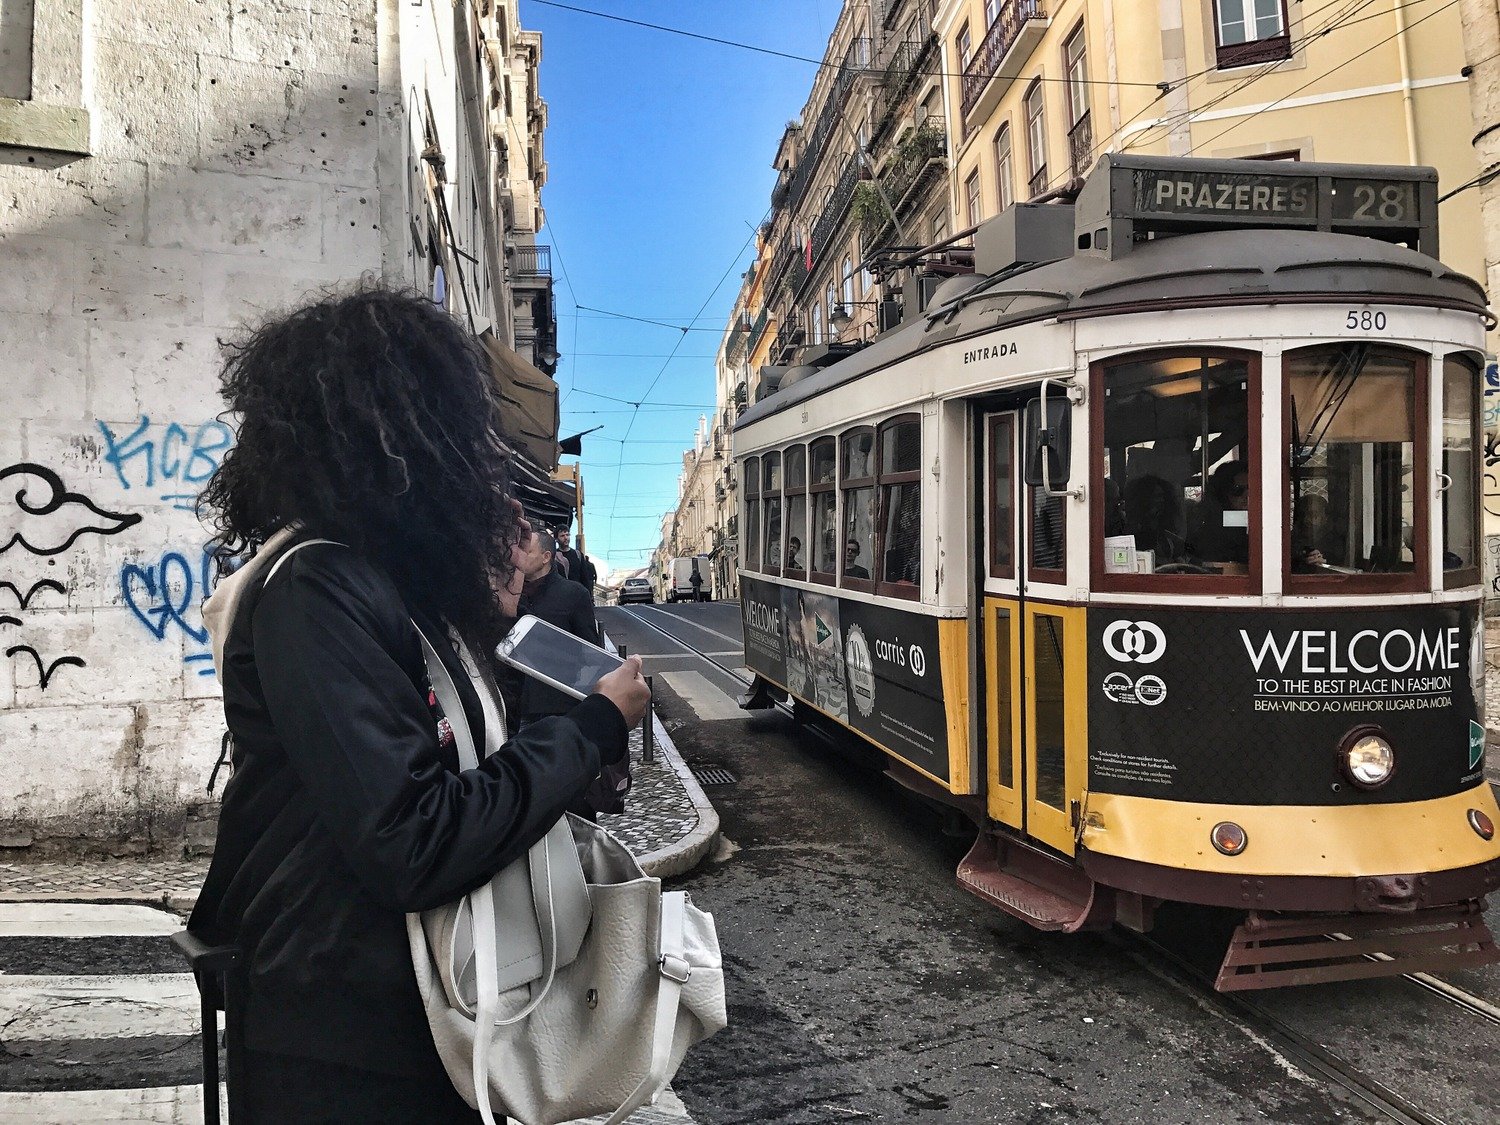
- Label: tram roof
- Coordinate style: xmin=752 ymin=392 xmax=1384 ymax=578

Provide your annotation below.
xmin=735 ymin=228 xmax=1487 ymax=431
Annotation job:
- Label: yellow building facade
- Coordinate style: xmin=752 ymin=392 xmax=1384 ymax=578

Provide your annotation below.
xmin=933 ymin=0 xmax=1483 ymax=288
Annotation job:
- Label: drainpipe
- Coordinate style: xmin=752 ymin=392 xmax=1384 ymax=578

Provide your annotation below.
xmin=1393 ymin=0 xmax=1420 ymax=164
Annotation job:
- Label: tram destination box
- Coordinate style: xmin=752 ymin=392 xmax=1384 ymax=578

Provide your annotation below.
xmin=1087 ymin=605 xmax=1484 ymax=807
xmin=1073 ymin=154 xmax=1438 ymax=260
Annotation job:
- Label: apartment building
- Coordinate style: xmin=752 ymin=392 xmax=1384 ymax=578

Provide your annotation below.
xmin=0 ymin=0 xmax=558 ymax=850
xmin=933 ymin=0 xmax=1483 ymax=287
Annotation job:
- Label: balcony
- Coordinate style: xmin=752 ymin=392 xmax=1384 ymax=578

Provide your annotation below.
xmin=1067 ymin=110 xmax=1093 ymax=182
xmin=511 ymin=244 xmax=552 ymax=279
xmin=727 ymin=514 xmax=738 ymax=539
xmin=959 ymin=0 xmax=1049 ymax=125
xmin=770 ymin=234 xmax=808 ymax=298
xmin=725 ymin=321 xmax=747 ymax=366
xmin=806 ymin=157 xmax=860 ymax=276
xmin=735 ymin=380 xmax=748 ymax=407
xmin=748 ymin=306 xmax=770 ymax=353
xmin=871 ymin=31 xmax=937 ymax=145
xmin=1028 ymin=163 xmax=1049 ymax=199
xmin=783 ymin=37 xmax=871 ymax=214
xmin=771 ymin=312 xmax=804 ymax=363
xmin=882 ymin=122 xmax=947 ymax=216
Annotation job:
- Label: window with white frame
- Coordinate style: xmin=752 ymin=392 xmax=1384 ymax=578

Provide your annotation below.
xmin=1063 ymin=24 xmax=1089 ymax=125
xmin=1024 ymin=79 xmax=1047 ymax=195
xmin=840 ymin=254 xmax=853 ymax=305
xmin=965 ymin=170 xmax=982 ymax=226
xmin=1213 ymin=0 xmax=1290 ymax=67
xmin=994 ymin=122 xmax=1014 ymax=211
xmin=957 ymin=21 xmax=973 ymax=69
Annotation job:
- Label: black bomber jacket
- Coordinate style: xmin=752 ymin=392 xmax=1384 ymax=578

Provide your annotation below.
xmin=189 ymin=538 xmax=627 ymax=1074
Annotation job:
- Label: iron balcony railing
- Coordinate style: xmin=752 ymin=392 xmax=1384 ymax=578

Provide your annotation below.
xmin=882 ymin=123 xmax=947 ymax=214
xmin=748 ymin=307 xmax=770 ymax=352
xmin=735 ymin=380 xmax=748 ymax=407
xmin=960 ymin=0 xmax=1047 ymax=120
xmin=512 ymin=244 xmax=552 ymax=278
xmin=1067 ymin=110 xmax=1093 ymax=181
xmin=783 ymin=37 xmax=870 ymax=214
xmin=771 ymin=312 xmax=804 ymax=362
xmin=725 ymin=318 xmax=748 ymax=366
xmin=807 ymin=157 xmax=860 ymax=274
xmin=1028 ymin=163 xmax=1049 ymax=199
xmin=771 ymin=234 xmax=808 ymax=297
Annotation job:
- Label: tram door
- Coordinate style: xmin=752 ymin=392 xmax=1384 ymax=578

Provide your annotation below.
xmin=979 ymin=409 xmax=1083 ymax=856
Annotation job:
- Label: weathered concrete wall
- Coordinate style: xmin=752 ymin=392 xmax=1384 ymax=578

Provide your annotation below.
xmin=0 ymin=0 xmax=385 ymax=851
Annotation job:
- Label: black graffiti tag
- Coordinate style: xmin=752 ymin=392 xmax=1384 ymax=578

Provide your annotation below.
xmin=0 ymin=463 xmax=142 ymax=556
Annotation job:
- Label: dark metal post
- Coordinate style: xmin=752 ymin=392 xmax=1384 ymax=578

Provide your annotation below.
xmin=642 ymin=674 xmax=655 ymax=764
xmin=618 ymin=644 xmax=627 ymax=658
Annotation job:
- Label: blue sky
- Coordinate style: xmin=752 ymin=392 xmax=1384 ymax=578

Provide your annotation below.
xmin=526 ymin=0 xmax=846 ymax=575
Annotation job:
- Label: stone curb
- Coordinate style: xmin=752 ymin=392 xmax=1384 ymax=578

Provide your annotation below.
xmin=634 ymin=710 xmax=720 ymax=881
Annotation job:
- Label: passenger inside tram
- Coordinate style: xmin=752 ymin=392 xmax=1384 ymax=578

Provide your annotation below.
xmin=1192 ymin=461 xmax=1251 ymax=566
xmin=1121 ymin=474 xmax=1187 ymax=563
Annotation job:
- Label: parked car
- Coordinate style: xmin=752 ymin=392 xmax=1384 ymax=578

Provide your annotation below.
xmin=618 ymin=577 xmax=653 ymax=604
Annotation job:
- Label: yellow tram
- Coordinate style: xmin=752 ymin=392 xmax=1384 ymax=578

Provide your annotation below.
xmin=734 ymin=155 xmax=1500 ymax=989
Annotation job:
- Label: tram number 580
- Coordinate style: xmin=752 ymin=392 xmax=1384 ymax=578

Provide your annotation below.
xmin=1345 ymin=309 xmax=1388 ymax=332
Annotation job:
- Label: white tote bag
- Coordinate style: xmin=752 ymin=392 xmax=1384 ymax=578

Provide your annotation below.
xmin=407 ymin=628 xmax=727 ymax=1125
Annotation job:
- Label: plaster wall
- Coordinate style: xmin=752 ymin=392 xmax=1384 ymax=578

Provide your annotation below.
xmin=0 ymin=0 xmax=512 ymax=849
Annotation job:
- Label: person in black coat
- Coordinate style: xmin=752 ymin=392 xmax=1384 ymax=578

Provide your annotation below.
xmin=505 ymin=531 xmax=601 ymax=722
xmin=190 ymin=289 xmax=649 ymax=1124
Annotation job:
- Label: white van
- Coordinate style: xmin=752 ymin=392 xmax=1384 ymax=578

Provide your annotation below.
xmin=665 ymin=556 xmax=710 ymax=602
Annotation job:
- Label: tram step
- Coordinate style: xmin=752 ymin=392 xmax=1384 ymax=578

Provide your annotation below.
xmin=1215 ymin=902 xmax=1500 ymax=991
xmin=956 ymin=835 xmax=1112 ymax=932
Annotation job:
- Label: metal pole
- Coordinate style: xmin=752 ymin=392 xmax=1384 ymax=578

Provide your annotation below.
xmin=642 ymin=674 xmax=655 ymax=765
xmin=618 ymin=644 xmax=627 ymax=658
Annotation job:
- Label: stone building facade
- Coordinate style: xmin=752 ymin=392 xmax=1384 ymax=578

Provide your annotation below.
xmin=0 ymin=0 xmax=553 ymax=851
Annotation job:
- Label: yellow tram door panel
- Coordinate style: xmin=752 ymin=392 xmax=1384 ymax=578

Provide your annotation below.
xmin=1024 ymin=603 xmax=1088 ymax=857
xmin=984 ymin=597 xmax=1023 ymax=829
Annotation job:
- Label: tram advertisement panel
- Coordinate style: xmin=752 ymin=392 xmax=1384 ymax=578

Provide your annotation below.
xmin=1087 ymin=605 xmax=1484 ymax=805
xmin=740 ymin=576 xmax=950 ymax=780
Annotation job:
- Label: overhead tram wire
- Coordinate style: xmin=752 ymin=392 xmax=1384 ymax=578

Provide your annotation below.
xmin=603 ymin=218 xmax=764 ymax=547
xmin=1188 ymin=0 xmax=1465 ymax=155
xmin=530 ymin=0 xmax=1164 ymax=91
xmin=1121 ymin=0 xmax=1399 ymax=155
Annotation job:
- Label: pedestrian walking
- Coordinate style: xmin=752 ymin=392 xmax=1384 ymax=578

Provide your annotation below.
xmin=499 ymin=530 xmax=629 ymax=817
xmin=189 ymin=288 xmax=649 ymax=1124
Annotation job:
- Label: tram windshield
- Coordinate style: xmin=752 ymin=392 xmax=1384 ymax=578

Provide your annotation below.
xmin=1286 ymin=344 xmax=1418 ymax=582
xmin=1100 ymin=352 xmax=1253 ymax=580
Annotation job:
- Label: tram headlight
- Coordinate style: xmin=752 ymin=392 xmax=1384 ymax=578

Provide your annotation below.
xmin=1340 ymin=728 xmax=1396 ymax=789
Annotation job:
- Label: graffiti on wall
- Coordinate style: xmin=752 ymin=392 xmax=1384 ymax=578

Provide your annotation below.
xmin=121 ymin=548 xmax=218 ymax=676
xmin=0 ymin=463 xmax=142 ymax=691
xmin=97 ymin=417 xmax=234 ymax=511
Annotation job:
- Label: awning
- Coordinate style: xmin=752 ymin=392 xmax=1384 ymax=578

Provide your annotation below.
xmin=510 ymin=451 xmax=575 ymax=531
xmin=480 ymin=330 xmax=559 ymax=471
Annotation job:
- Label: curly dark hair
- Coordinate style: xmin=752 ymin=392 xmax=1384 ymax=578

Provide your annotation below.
xmin=200 ymin=287 xmax=520 ymax=646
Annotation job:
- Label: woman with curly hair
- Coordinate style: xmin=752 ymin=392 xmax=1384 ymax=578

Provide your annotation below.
xmin=190 ymin=289 xmax=648 ymax=1123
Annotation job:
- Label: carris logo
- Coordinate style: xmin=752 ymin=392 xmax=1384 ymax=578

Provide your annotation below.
xmin=909 ymin=644 xmax=927 ymax=677
xmin=1102 ymin=620 xmax=1166 ymax=664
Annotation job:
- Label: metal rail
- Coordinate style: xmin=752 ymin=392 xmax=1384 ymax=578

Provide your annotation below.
xmin=1123 ymin=931 xmax=1451 ymax=1125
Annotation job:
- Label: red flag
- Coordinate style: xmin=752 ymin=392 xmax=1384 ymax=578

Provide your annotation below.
xmin=804 ymin=229 xmax=813 ymax=271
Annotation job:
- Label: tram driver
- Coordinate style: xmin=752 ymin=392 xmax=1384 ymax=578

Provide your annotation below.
xmin=1192 ymin=461 xmax=1251 ymax=567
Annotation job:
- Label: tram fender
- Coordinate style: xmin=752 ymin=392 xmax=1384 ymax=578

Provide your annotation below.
xmin=737 ymin=674 xmax=785 ymax=711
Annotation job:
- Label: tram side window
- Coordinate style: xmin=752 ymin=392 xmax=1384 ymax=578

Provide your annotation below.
xmin=1286 ymin=344 xmax=1421 ymax=583
xmin=744 ymin=456 xmax=761 ymax=573
xmin=878 ymin=416 xmax=921 ymax=593
xmin=1099 ymin=352 xmax=1252 ymax=582
xmin=785 ymin=444 xmax=808 ymax=575
xmin=810 ymin=437 xmax=838 ymax=581
xmin=1442 ymin=354 xmax=1481 ymax=586
xmin=841 ymin=428 xmax=876 ymax=585
xmin=763 ymin=452 xmax=783 ymax=573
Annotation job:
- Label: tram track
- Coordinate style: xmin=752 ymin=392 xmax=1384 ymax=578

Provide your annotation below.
xmin=1120 ymin=931 xmax=1450 ymax=1125
xmin=607 ymin=604 xmax=1498 ymax=1122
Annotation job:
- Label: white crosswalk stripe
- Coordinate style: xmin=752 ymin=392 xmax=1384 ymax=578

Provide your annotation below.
xmin=0 ymin=900 xmax=697 ymax=1123
xmin=0 ymin=973 xmax=200 ymax=1040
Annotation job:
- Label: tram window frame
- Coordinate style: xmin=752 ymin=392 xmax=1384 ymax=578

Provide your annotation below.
xmin=840 ymin=426 xmax=878 ymax=594
xmin=1089 ymin=348 xmax=1261 ymax=595
xmin=876 ymin=414 xmax=922 ymax=601
xmin=762 ymin=451 xmax=783 ymax=577
xmin=989 ymin=414 xmax=1016 ymax=581
xmin=809 ymin=436 xmax=839 ymax=586
xmin=1282 ymin=343 xmax=1430 ymax=595
xmin=784 ymin=443 xmax=809 ymax=580
xmin=1441 ymin=352 xmax=1482 ymax=590
xmin=743 ymin=455 xmax=761 ymax=575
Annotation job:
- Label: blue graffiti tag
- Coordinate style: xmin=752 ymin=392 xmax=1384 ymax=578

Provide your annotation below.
xmin=97 ymin=417 xmax=234 ymax=510
xmin=120 ymin=548 xmax=218 ymax=675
